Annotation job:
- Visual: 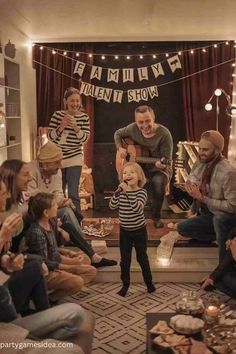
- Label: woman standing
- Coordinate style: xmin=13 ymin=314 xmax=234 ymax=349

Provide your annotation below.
xmin=48 ymin=87 xmax=90 ymax=213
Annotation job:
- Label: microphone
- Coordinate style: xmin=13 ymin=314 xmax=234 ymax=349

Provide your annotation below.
xmin=114 ymin=180 xmax=128 ymax=197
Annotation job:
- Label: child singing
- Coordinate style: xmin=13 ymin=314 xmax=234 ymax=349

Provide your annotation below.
xmin=109 ymin=162 xmax=155 ymax=297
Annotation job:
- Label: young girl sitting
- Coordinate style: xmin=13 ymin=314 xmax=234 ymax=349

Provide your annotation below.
xmin=26 ymin=192 xmax=96 ymax=303
xmin=109 ymin=162 xmax=155 ymax=297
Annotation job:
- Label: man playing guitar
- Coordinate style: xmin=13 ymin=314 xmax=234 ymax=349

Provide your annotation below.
xmin=114 ymin=105 xmax=173 ymax=228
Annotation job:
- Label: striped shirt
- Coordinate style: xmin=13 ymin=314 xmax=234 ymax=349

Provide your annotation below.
xmin=48 ymin=110 xmax=90 ymax=167
xmin=109 ymin=189 xmax=147 ymax=230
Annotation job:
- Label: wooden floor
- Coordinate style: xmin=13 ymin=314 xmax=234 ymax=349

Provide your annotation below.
xmin=93 ymin=246 xmax=218 ymax=283
xmin=83 ymin=202 xmax=219 ymax=284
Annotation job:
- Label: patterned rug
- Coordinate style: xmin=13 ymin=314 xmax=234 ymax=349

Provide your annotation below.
xmin=66 ymin=282 xmax=236 ymax=354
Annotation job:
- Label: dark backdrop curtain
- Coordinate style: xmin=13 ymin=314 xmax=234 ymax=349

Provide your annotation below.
xmin=33 ymin=41 xmax=235 ymax=165
xmin=33 ymin=43 xmax=94 ymax=167
xmin=179 ymin=42 xmax=235 ymax=156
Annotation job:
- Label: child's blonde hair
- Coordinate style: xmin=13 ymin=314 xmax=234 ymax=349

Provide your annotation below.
xmin=119 ymin=162 xmax=146 ymax=188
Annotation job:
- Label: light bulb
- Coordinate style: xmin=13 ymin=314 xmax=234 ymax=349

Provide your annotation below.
xmin=215 ymin=89 xmax=222 ymax=96
xmin=205 ymin=103 xmax=213 ymax=111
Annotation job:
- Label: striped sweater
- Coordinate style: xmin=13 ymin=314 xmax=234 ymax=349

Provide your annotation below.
xmin=109 ymin=189 xmax=147 ymax=230
xmin=48 ymin=110 xmax=90 ymax=168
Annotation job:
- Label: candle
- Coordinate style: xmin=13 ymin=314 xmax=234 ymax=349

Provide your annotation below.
xmin=205 ymin=305 xmax=220 ymax=324
xmin=205 ymin=305 xmax=220 ymax=317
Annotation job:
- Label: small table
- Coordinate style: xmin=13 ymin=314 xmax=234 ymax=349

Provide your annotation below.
xmin=146 ymin=313 xmax=203 ymax=354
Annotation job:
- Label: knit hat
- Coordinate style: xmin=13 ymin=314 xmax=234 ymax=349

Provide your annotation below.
xmin=37 ymin=141 xmax=63 ymax=163
xmin=200 ymin=130 xmax=224 ymax=153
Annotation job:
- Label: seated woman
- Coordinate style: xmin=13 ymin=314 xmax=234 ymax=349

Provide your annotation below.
xmin=0 ymin=173 xmax=49 ymax=316
xmin=26 ymin=192 xmax=97 ymax=303
xmin=1 ymin=157 xmax=117 ymax=268
xmin=201 ymin=230 xmax=236 ymax=298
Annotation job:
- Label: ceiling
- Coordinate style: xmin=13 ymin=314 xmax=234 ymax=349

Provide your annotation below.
xmin=1 ymin=0 xmax=236 ymax=43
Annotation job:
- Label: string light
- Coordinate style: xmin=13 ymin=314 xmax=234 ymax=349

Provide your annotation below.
xmin=232 ymin=73 xmax=236 ymax=77
xmin=32 ymin=41 xmax=236 ymax=60
xmin=232 ymin=63 xmax=236 ymax=67
xmin=101 ymin=55 xmax=105 ymax=60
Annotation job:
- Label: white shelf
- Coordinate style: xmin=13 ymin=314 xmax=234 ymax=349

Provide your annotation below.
xmin=0 ymin=142 xmax=21 ymax=150
xmin=0 ymin=84 xmax=20 ymax=91
xmin=6 ymin=116 xmax=21 ymax=119
xmin=0 ymin=55 xmax=22 ymax=161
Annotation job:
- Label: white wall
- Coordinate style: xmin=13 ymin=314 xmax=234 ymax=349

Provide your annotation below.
xmin=0 ymin=22 xmax=37 ymax=162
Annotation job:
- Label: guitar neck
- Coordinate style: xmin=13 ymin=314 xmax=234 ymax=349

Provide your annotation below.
xmin=134 ymin=156 xmax=158 ymax=164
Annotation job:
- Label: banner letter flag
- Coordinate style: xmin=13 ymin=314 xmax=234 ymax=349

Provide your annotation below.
xmin=103 ymin=88 xmax=113 ymax=102
xmin=148 ymin=85 xmax=158 ymax=99
xmin=151 ymin=62 xmax=164 ymax=78
xmin=80 ymin=82 xmax=90 ymax=96
xmin=123 ymin=68 xmax=134 ymax=82
xmin=128 ymin=90 xmax=136 ymax=102
xmin=73 ymin=61 xmax=86 ymax=76
xmin=107 ymin=68 xmax=119 ymax=83
xmin=167 ymin=55 xmax=182 ymax=72
xmin=94 ymin=86 xmax=104 ymax=99
xmin=90 ymin=66 xmax=102 ymax=80
xmin=137 ymin=67 xmax=148 ymax=81
xmin=113 ymin=90 xmax=123 ymax=103
xmin=94 ymin=86 xmax=113 ymax=102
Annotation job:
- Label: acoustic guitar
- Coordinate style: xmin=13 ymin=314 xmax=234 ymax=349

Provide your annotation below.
xmin=116 ymin=138 xmax=185 ymax=173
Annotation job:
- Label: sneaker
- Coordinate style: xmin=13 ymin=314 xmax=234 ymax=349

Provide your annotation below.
xmin=153 ymin=219 xmax=164 ymax=228
xmin=92 ymin=258 xmax=117 ymax=268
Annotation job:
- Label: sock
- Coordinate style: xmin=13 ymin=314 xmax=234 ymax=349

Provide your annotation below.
xmin=117 ymin=284 xmax=129 ymax=297
xmin=91 ymin=254 xmax=102 ymax=263
xmin=147 ymin=283 xmax=156 ymax=293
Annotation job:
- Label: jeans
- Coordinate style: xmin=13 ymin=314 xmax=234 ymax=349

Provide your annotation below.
xmin=0 ymin=285 xmax=17 ymax=322
xmin=15 ymin=303 xmax=94 ymax=354
xmin=149 ymin=171 xmax=168 ymax=220
xmin=57 ymin=206 xmax=95 ymax=258
xmin=6 ymin=260 xmax=49 ymax=315
xmin=119 ymin=226 xmax=153 ymax=285
xmin=62 ymin=166 xmax=82 ymax=213
xmin=177 ymin=209 xmax=236 ymax=260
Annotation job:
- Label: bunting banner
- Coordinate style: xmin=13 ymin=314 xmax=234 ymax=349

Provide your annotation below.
xmin=73 ymin=55 xmax=181 ymax=83
xmin=79 ymin=81 xmax=158 ymax=103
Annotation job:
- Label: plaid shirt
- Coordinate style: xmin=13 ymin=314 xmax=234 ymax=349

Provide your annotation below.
xmin=26 ymin=220 xmax=61 ymax=271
